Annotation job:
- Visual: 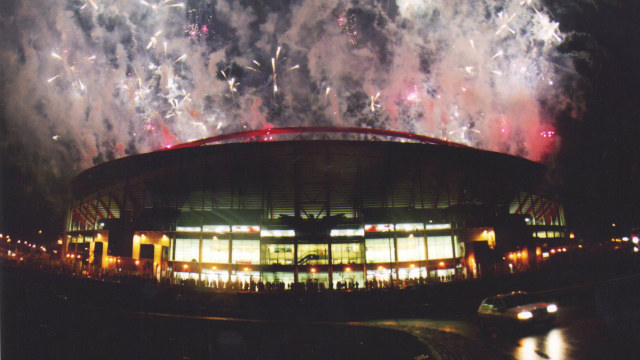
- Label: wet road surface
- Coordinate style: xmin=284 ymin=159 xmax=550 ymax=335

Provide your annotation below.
xmin=369 ymin=303 xmax=640 ymax=359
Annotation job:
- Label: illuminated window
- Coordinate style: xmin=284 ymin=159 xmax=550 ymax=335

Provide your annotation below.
xmin=201 ymin=269 xmax=229 ymax=283
xmin=174 ymin=238 xmax=200 ymax=262
xmin=427 ymin=236 xmax=455 ymax=260
xmin=365 ymin=238 xmax=394 ymax=263
xmin=264 ymin=244 xmax=294 ymax=265
xmin=298 ymin=244 xmax=329 ymax=265
xmin=231 ymin=239 xmax=260 ymax=264
xmin=397 ymin=236 xmax=426 ymax=262
xmin=202 ymin=237 xmax=229 ymax=263
xmin=425 ymin=223 xmax=451 ymax=230
xmin=232 ymin=225 xmax=260 ymax=233
xmin=364 ymin=224 xmax=393 ymax=232
xmin=203 ymin=225 xmax=230 ymax=233
xmin=331 ymin=243 xmax=363 ymax=264
xmin=395 ymin=223 xmax=423 ymax=232
xmin=261 ymin=271 xmax=295 ymax=285
xmin=330 ymin=228 xmax=364 ymax=237
xmin=261 ymin=229 xmax=295 ymax=237
xmin=177 ymin=226 xmax=201 ymax=232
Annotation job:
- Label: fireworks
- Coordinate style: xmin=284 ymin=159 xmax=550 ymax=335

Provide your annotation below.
xmin=370 ymin=92 xmax=381 ymax=112
xmin=495 ymin=12 xmax=517 ymax=36
xmin=10 ymin=0 xmax=577 ymax=171
xmin=47 ymin=75 xmax=61 ymax=83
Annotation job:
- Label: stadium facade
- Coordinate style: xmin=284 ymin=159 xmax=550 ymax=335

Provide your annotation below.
xmin=62 ymin=127 xmax=567 ymax=289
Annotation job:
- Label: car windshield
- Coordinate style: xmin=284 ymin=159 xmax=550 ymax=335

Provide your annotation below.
xmin=502 ymin=294 xmax=535 ymax=308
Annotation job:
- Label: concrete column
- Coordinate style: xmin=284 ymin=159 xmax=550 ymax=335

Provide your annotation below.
xmin=423 ymin=229 xmax=429 ymax=278
xmin=101 ymin=240 xmax=109 ymax=268
xmin=227 ymin=234 xmax=233 ymax=283
xmin=198 ymin=235 xmax=203 ymax=281
xmin=153 ymin=244 xmax=162 ymax=276
xmin=393 ymin=231 xmax=399 ymax=284
xmin=294 ymin=237 xmax=299 ymax=284
xmin=132 ymin=234 xmax=141 ymax=259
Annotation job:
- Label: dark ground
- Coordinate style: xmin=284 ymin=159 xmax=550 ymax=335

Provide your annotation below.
xmin=2 ymin=253 xmax=640 ymax=359
xmin=2 ymin=266 xmax=432 ymax=360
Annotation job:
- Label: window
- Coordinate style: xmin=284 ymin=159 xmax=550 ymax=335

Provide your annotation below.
xmin=395 ymin=223 xmax=423 ymax=232
xmin=397 ymin=235 xmax=425 ymax=262
xmin=298 ymin=244 xmax=328 ymax=265
xmin=427 ymin=235 xmax=454 ymax=260
xmin=202 ymin=236 xmax=228 ymax=263
xmin=365 ymin=238 xmax=394 ymax=263
xmin=330 ymin=228 xmax=364 ymax=237
xmin=425 ymin=223 xmax=451 ymax=230
xmin=364 ymin=224 xmax=393 ymax=232
xmin=264 ymin=243 xmax=294 ymax=265
xmin=331 ymin=243 xmax=363 ymax=264
xmin=203 ymin=225 xmax=230 ymax=233
xmin=177 ymin=226 xmax=201 ymax=232
xmin=261 ymin=229 xmax=295 ymax=237
xmin=231 ymin=239 xmax=260 ymax=264
xmin=174 ymin=238 xmax=200 ymax=262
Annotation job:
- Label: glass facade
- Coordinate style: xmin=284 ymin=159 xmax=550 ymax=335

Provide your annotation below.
xmin=159 ymin=222 xmax=465 ymax=287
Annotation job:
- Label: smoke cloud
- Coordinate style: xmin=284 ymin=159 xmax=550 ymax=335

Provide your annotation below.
xmin=1 ymin=0 xmax=583 ymax=176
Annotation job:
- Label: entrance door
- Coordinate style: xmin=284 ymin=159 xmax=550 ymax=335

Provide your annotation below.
xmin=93 ymin=242 xmax=104 ymax=267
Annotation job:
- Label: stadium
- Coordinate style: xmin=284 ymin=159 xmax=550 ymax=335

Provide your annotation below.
xmin=62 ymin=127 xmax=567 ymax=290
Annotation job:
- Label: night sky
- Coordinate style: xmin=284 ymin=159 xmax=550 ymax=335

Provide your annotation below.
xmin=1 ymin=0 xmax=639 ymax=244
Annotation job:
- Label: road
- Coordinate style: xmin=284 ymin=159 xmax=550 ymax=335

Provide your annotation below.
xmin=368 ymin=285 xmax=640 ymax=359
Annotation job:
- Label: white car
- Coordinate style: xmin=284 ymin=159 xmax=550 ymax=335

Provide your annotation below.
xmin=477 ymin=291 xmax=558 ymax=328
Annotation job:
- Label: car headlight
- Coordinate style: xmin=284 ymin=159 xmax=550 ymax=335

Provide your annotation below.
xmin=547 ymin=304 xmax=558 ymax=313
xmin=517 ymin=311 xmax=533 ymax=320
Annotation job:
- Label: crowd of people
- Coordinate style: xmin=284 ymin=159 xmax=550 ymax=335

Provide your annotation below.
xmin=2 ymin=251 xmax=464 ymax=294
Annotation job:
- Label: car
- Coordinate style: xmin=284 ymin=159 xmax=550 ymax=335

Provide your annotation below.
xmin=477 ymin=291 xmax=558 ymax=329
